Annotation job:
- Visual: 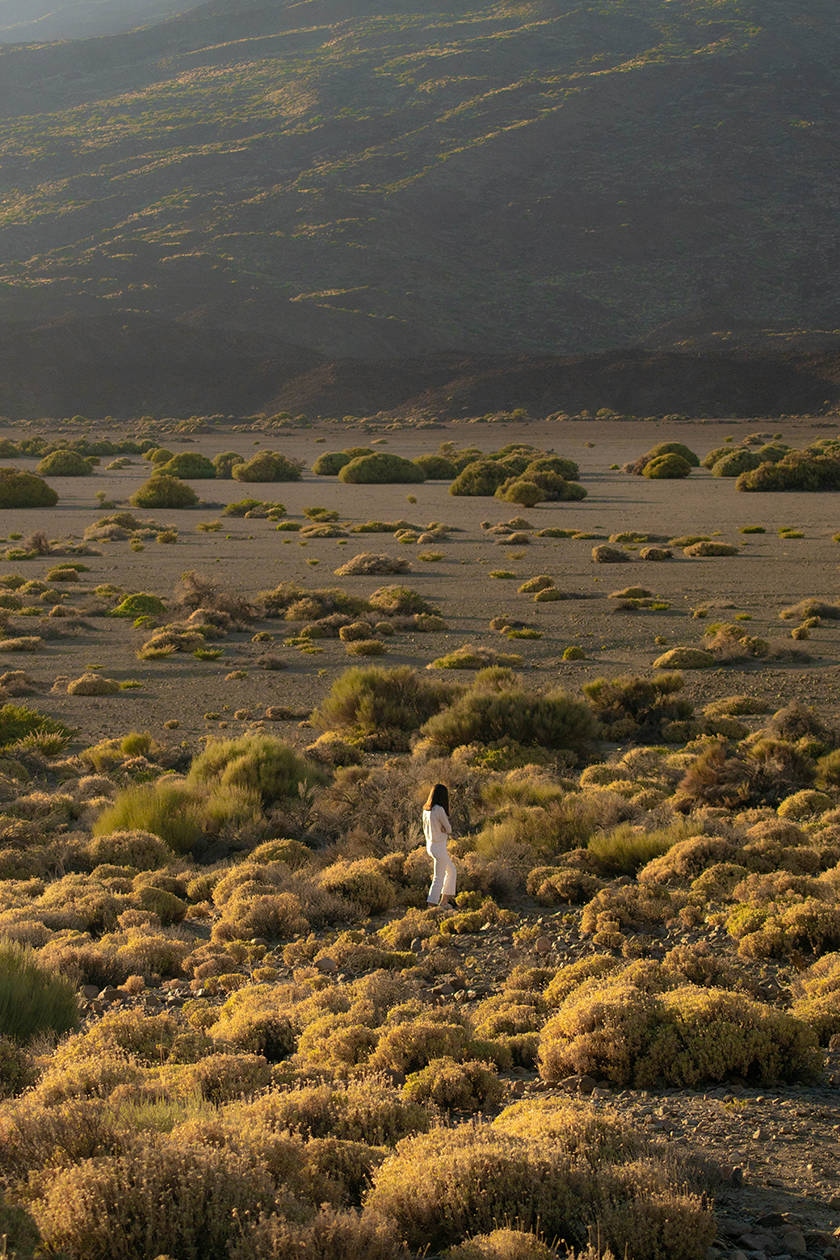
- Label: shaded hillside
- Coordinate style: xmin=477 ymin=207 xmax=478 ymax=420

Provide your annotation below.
xmin=1 ymin=313 xmax=839 ymax=418
xmin=0 ymin=0 xmax=195 ymax=42
xmin=0 ymin=0 xmax=838 ymax=382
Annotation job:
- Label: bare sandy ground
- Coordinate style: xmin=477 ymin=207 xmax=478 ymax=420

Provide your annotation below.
xmin=2 ymin=415 xmax=839 ymax=748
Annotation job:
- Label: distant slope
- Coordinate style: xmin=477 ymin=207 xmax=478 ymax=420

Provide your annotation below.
xmin=0 ymin=0 xmax=196 ymax=42
xmin=0 ymin=0 xmax=838 ymax=412
xmin=1 ymin=313 xmax=838 ymax=419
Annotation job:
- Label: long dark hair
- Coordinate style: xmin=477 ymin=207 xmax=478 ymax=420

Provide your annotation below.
xmin=424 ymin=783 xmax=449 ymax=813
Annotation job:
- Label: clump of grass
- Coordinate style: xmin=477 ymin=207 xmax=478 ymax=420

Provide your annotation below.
xmin=739 ymin=525 xmax=765 ymax=534
xmin=489 ymin=571 xmax=516 ymax=579
xmin=0 ymin=939 xmax=79 ymax=1043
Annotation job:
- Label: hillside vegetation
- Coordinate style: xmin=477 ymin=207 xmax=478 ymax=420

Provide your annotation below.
xmin=0 ymin=0 xmax=838 ymax=415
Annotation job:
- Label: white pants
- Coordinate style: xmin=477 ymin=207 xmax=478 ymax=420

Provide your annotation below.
xmin=427 ymin=841 xmax=456 ymax=903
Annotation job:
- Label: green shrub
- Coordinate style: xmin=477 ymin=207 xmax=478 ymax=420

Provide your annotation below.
xmin=450 ymin=461 xmax=510 ymax=496
xmin=633 ymin=442 xmax=699 ymax=473
xmin=0 ymin=939 xmax=79 ymax=1043
xmin=92 ymin=780 xmax=206 ymax=852
xmin=212 ymin=451 xmax=245 ymax=478
xmin=588 ymin=821 xmax=690 ymax=877
xmin=583 ymin=672 xmax=692 ymax=740
xmin=737 ymin=449 xmax=840 ymax=492
xmin=498 ymin=480 xmax=545 ymax=507
xmin=36 ymin=449 xmax=93 ymax=476
xmin=420 ymin=674 xmax=598 ymax=761
xmin=790 ymin=953 xmax=840 ymax=1044
xmin=524 ymin=456 xmax=579 ymax=480
xmin=0 ymin=1187 xmax=39 ymax=1259
xmin=339 ymin=454 xmax=425 ymax=484
xmin=643 ymin=453 xmax=692 ymax=479
xmin=186 ymin=735 xmax=325 ymax=805
xmin=109 ymin=592 xmax=167 ymax=618
xmin=231 ymin=451 xmax=303 ymax=482
xmin=712 ymin=449 xmax=762 ymax=477
xmin=0 ymin=702 xmax=71 ymax=751
xmin=158 ymin=452 xmax=217 ymax=479
xmin=413 ymin=455 xmax=457 ymax=479
xmin=130 ymin=475 xmax=198 ymax=508
xmin=0 ymin=467 xmax=58 ymax=508
xmin=312 ymin=451 xmax=352 ymax=475
xmin=313 ymin=665 xmax=457 ymax=746
xmin=147 ymin=446 xmax=174 ymax=463
xmin=0 ymin=1033 xmax=37 ymax=1099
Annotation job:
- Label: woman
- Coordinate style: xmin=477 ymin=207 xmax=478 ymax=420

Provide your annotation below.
xmin=423 ymin=783 xmax=456 ymax=908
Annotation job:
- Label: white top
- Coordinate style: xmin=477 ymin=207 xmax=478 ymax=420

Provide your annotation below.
xmin=423 ymin=804 xmax=452 ymax=847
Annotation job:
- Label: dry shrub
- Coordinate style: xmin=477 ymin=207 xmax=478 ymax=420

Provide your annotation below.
xmin=544 ymin=955 xmax=621 ymax=1008
xmin=538 ymin=966 xmax=820 ymax=1087
xmin=790 ymin=952 xmax=840 ymax=1043
xmin=403 ymin=1057 xmax=504 ymax=1113
xmin=244 ymin=1075 xmax=433 ymax=1144
xmin=317 ymin=859 xmax=397 ymax=914
xmin=367 ymin=1103 xmax=712 ymax=1259
xmin=32 ymin=1052 xmax=142 ymax=1105
xmin=229 ymin=1205 xmax=402 ymax=1260
xmin=85 ymin=829 xmax=173 ymax=871
xmin=0 ymin=1096 xmax=123 ymax=1182
xmin=34 ymin=1135 xmax=276 ymax=1260
xmin=213 ymin=890 xmax=309 ymax=943
xmin=673 ymin=737 xmax=815 ymax=812
xmin=371 ymin=1019 xmax=471 ymax=1074
xmin=446 ymin=1228 xmax=557 ymax=1259
xmin=580 ymin=885 xmax=686 ymax=937
xmin=66 ymin=674 xmax=120 ymax=696
xmin=184 ymin=1052 xmax=273 ymax=1102
xmin=334 ymin=553 xmax=410 ymax=576
xmin=525 ymin=866 xmax=603 ymax=905
xmin=638 ymin=834 xmax=739 ymax=886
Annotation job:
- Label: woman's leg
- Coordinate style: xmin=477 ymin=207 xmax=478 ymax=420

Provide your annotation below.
xmin=427 ymin=842 xmax=455 ymax=906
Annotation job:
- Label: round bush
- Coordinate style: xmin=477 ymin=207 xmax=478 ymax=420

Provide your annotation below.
xmin=403 ymin=1057 xmax=504 ymax=1113
xmin=158 ymin=452 xmax=217 ymax=479
xmin=110 ymin=593 xmax=167 ymax=618
xmin=212 ymin=451 xmax=245 ymax=478
xmin=539 ymin=974 xmax=820 ymax=1087
xmin=312 ymin=451 xmax=352 ymax=475
xmin=712 ymin=450 xmax=762 ymax=478
xmin=0 ymin=468 xmax=58 ymax=508
xmin=36 ymin=1138 xmax=276 ymax=1260
xmin=500 ymin=480 xmax=545 ymax=507
xmin=186 ymin=734 xmax=326 ymax=805
xmin=637 ymin=442 xmax=699 ymax=471
xmin=413 ymin=455 xmax=458 ymax=479
xmin=339 ymin=454 xmax=425 ymax=484
xmin=642 ymin=453 xmax=692 ymax=479
xmin=130 ymin=475 xmax=198 ymax=509
xmin=450 ymin=461 xmax=509 ymax=497
xmin=36 ymin=450 xmax=93 ymax=476
xmin=86 ymin=829 xmax=172 ymax=870
xmin=231 ymin=452 xmax=303 ymax=482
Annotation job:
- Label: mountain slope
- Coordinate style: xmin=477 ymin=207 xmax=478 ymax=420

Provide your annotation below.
xmin=0 ymin=0 xmax=838 ymax=411
xmin=0 ymin=0 xmax=196 ymax=43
